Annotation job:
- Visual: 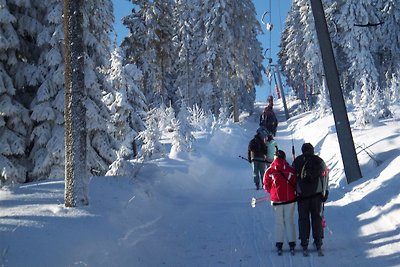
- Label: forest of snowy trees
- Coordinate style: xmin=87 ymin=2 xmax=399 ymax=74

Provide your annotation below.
xmin=279 ymin=0 xmax=400 ymax=125
xmin=0 ymin=0 xmax=263 ymax=186
xmin=1 ymin=0 xmax=399 ymax=187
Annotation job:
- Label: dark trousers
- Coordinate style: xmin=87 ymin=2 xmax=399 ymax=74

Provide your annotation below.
xmin=297 ymin=195 xmax=323 ymax=248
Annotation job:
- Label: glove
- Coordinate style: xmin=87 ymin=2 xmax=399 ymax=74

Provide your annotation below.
xmin=321 ymin=190 xmax=329 ymax=202
xmin=248 ymin=159 xmax=252 ymax=163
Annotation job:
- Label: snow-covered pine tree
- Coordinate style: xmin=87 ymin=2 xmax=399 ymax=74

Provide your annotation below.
xmin=28 ymin=0 xmax=117 ymax=180
xmin=217 ymin=0 xmax=262 ymax=122
xmin=297 ymin=0 xmax=323 ymax=110
xmin=188 ymin=104 xmax=209 ymax=132
xmin=388 ymin=71 xmax=400 ymax=104
xmin=337 ymin=0 xmax=380 ymax=124
xmin=157 ymin=102 xmax=175 ymax=133
xmin=104 ymin=47 xmax=146 ymax=160
xmin=0 ymin=0 xmax=40 ymax=185
xmin=377 ymin=0 xmax=400 ymax=105
xmin=279 ymin=2 xmax=306 ymax=102
xmin=169 ymin=117 xmax=188 ymax=158
xmin=136 ymin=107 xmax=165 ymax=160
xmin=199 ymin=0 xmax=227 ymax=116
xmin=198 ymin=0 xmax=262 ymax=120
xmin=122 ymin=0 xmax=175 ymax=109
xmin=172 ymin=0 xmax=202 ymax=109
xmin=0 ymin=0 xmax=31 ymax=187
xmin=316 ymin=77 xmax=331 ymax=118
xmin=29 ymin=0 xmax=65 ymax=181
xmin=176 ymin=101 xmax=194 ymax=151
xmin=231 ymin=0 xmax=263 ymax=116
xmin=279 ymin=0 xmax=400 ymax=121
xmin=82 ymin=0 xmax=118 ymax=175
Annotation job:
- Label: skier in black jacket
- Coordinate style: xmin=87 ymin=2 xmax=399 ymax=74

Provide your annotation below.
xmin=292 ymin=143 xmax=328 ymax=256
xmin=248 ymin=128 xmax=268 ymax=190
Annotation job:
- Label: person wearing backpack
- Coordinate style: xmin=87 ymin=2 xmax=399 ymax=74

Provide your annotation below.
xmin=259 ymin=105 xmax=278 ymax=136
xmin=247 ymin=128 xmax=268 ymax=190
xmin=263 ymin=150 xmax=297 ymax=255
xmin=292 ymin=143 xmax=328 ymax=256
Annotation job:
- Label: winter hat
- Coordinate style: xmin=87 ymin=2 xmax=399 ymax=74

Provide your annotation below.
xmin=275 ymin=150 xmax=286 ymax=160
xmin=301 ymin=143 xmax=314 ymax=155
xmin=256 ymin=127 xmax=267 ymax=137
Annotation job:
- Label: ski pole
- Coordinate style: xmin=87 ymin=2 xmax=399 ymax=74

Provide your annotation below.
xmin=290 ymin=129 xmax=295 ymax=161
xmin=251 ymin=196 xmax=269 ymax=208
xmin=238 ymin=155 xmax=268 ymax=163
xmin=238 ymin=155 xmax=249 ymax=162
xmin=321 ymin=167 xmax=330 ymax=228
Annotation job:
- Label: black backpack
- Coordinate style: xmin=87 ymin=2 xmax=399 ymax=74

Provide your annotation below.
xmin=249 ymin=137 xmax=266 ymax=155
xmin=260 ymin=110 xmax=276 ymax=128
xmin=300 ymin=156 xmax=322 ymax=183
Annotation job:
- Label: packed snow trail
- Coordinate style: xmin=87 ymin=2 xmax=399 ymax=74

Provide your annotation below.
xmin=118 ymin=101 xmax=339 ymax=267
xmin=2 ymin=100 xmax=400 ymax=267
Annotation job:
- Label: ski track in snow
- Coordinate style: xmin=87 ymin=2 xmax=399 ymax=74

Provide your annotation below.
xmin=2 ymin=100 xmax=400 ymax=267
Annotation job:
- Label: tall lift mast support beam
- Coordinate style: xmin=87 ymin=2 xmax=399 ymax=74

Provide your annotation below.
xmin=309 ymin=0 xmax=362 ymax=183
xmin=274 ymin=65 xmax=289 ymax=120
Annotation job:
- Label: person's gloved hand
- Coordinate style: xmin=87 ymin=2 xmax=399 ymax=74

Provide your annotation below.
xmin=248 ymin=159 xmax=252 ymax=163
xmin=321 ymin=190 xmax=329 ymax=202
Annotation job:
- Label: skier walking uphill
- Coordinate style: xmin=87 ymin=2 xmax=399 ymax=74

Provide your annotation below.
xmin=292 ymin=143 xmax=328 ymax=256
xmin=263 ymin=150 xmax=297 ymax=255
xmin=248 ymin=128 xmax=268 ymax=190
xmin=267 ymin=95 xmax=274 ymax=108
xmin=265 ymin=132 xmax=279 ymax=166
xmin=260 ymin=105 xmax=278 ymax=137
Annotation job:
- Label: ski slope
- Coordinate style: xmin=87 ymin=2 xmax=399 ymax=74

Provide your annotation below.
xmin=1 ymin=99 xmax=399 ymax=266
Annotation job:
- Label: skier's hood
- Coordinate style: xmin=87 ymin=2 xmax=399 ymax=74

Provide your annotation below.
xmin=270 ymin=157 xmax=289 ymax=170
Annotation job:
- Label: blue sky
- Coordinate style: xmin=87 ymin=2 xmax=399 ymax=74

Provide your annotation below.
xmin=111 ymin=0 xmax=292 ymax=101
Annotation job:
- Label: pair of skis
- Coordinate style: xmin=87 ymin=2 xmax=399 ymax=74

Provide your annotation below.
xmin=276 ymin=248 xmax=324 ymax=257
xmin=277 ymin=248 xmax=295 ymax=256
xmin=302 ymin=247 xmax=324 ymax=257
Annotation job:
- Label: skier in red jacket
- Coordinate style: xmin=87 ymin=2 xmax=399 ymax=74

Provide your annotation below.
xmin=263 ymin=150 xmax=297 ymax=255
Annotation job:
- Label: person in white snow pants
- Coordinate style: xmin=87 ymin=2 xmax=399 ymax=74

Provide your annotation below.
xmin=264 ymin=150 xmax=297 ymax=252
xmin=272 ymin=202 xmax=296 ymax=248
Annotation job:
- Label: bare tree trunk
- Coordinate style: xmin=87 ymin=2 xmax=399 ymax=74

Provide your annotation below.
xmin=232 ymin=93 xmax=239 ymax=123
xmin=63 ymin=0 xmax=88 ymax=207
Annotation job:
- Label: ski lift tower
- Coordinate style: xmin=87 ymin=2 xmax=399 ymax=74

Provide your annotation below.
xmin=309 ymin=0 xmax=362 ymax=184
xmin=272 ymin=64 xmax=289 ymax=120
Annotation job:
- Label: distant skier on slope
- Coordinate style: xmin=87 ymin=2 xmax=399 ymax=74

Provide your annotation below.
xmin=292 ymin=143 xmax=329 ymax=256
xmin=263 ymin=150 xmax=297 ymax=255
xmin=267 ymin=95 xmax=274 ymax=108
xmin=260 ymin=105 xmax=278 ymax=137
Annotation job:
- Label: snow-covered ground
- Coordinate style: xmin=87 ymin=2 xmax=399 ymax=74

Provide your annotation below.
xmin=1 ymin=99 xmax=400 ymax=267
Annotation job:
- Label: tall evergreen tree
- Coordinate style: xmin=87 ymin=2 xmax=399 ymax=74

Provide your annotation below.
xmin=82 ymin=0 xmax=118 ymax=176
xmin=172 ymin=0 xmax=202 ymax=109
xmin=122 ymin=0 xmax=175 ymax=109
xmin=0 ymin=0 xmax=40 ymax=185
xmin=279 ymin=0 xmax=399 ymax=124
xmin=298 ymin=0 xmax=323 ymax=109
xmin=337 ymin=0 xmax=380 ymax=124
xmin=28 ymin=0 xmax=117 ymax=180
xmin=103 ymin=47 xmax=146 ymax=160
xmin=29 ymin=0 xmax=65 ymax=181
xmin=378 ymin=0 xmax=400 ymax=104
xmin=279 ymin=2 xmax=306 ymax=103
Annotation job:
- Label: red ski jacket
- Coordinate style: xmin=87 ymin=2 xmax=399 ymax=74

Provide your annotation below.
xmin=263 ymin=157 xmax=297 ymax=203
